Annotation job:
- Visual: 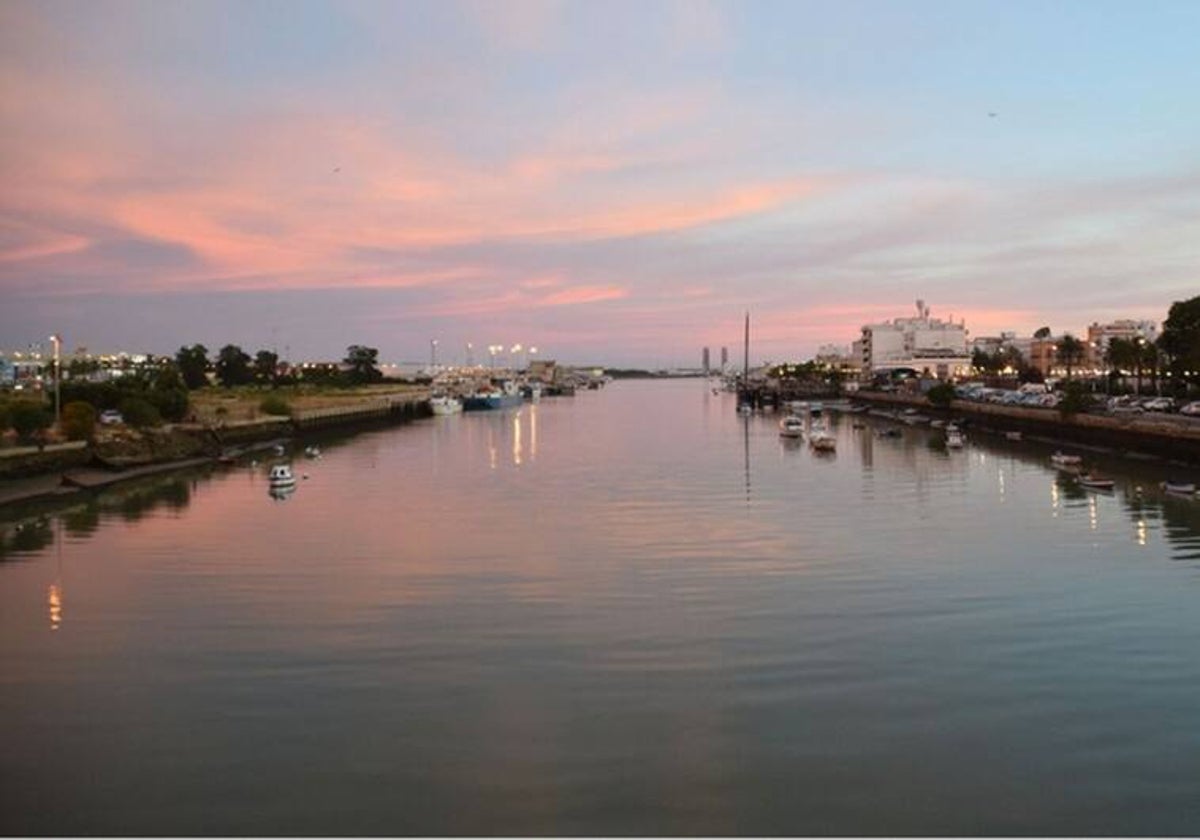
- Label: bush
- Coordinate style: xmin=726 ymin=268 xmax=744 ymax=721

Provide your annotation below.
xmin=10 ymin=401 xmax=52 ymax=442
xmin=1058 ymin=381 xmax=1095 ymax=417
xmin=259 ymin=395 xmax=292 ymax=417
xmin=926 ymin=383 xmax=957 ymax=408
xmin=119 ymin=396 xmax=162 ymax=428
xmin=62 ymin=401 xmax=97 ymax=441
xmin=149 ymin=386 xmax=189 ymax=422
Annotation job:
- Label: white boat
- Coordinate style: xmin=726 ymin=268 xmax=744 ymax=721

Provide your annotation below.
xmin=429 ymin=394 xmax=463 ymax=415
xmin=304 ymin=445 xmax=321 ymax=458
xmin=268 ymin=464 xmax=296 ymax=488
xmin=945 ymin=428 xmax=965 ymax=449
xmin=1161 ymin=480 xmax=1196 ymax=495
xmin=779 ymin=415 xmax=805 ymax=438
xmin=809 ymin=422 xmax=836 ymax=452
xmin=1005 ymin=431 xmax=1023 ymax=441
xmin=1050 ymin=451 xmax=1082 ymax=468
xmin=1078 ymin=473 xmax=1115 ymax=491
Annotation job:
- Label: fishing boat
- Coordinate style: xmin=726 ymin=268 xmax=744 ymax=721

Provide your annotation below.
xmin=462 ymin=381 xmax=523 ymax=411
xmin=1050 ymin=452 xmax=1083 ymax=468
xmin=1078 ymin=473 xmax=1115 ymax=491
xmin=945 ymin=427 xmax=964 ymax=449
xmin=429 ymin=394 xmax=463 ymax=415
xmin=1161 ymin=480 xmax=1197 ymax=495
xmin=779 ymin=415 xmax=805 ymax=439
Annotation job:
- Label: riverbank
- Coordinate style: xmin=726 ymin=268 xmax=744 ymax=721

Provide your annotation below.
xmin=853 ymin=390 xmax=1200 ymax=463
xmin=0 ymin=389 xmax=431 ymax=509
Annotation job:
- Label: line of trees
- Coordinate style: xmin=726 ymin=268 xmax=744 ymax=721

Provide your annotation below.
xmin=173 ymin=344 xmax=383 ymax=389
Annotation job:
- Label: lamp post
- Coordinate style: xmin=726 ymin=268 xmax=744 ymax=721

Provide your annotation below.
xmin=510 ymin=344 xmax=523 ymax=370
xmin=488 ymin=344 xmax=501 ymax=371
xmin=48 ymin=334 xmax=61 ymax=429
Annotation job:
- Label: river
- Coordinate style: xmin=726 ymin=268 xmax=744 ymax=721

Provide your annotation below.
xmin=3 ymin=378 xmax=1200 ymax=835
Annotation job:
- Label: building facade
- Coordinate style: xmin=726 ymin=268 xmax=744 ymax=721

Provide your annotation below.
xmin=860 ymin=300 xmax=971 ymax=380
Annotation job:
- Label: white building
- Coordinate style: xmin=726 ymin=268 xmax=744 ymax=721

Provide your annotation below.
xmin=1085 ymin=319 xmax=1158 ymax=370
xmin=860 ymin=300 xmax=972 ymax=380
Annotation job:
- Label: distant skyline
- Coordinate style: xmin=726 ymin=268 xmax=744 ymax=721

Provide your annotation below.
xmin=2 ymin=0 xmax=1198 ymax=367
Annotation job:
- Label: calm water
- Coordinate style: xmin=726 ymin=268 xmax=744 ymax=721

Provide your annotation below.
xmin=4 ymin=379 xmax=1200 ymax=835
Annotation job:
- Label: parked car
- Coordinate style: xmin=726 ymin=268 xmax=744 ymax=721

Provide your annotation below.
xmin=99 ymin=409 xmax=124 ymax=425
xmin=1180 ymin=401 xmax=1200 ymax=417
xmin=1142 ymin=397 xmax=1174 ymax=412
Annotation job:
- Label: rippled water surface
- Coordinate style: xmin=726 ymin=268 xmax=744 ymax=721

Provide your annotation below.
xmin=4 ymin=379 xmax=1200 ymax=835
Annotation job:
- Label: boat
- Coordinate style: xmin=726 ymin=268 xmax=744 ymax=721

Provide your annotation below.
xmin=809 ymin=422 xmax=836 ymax=452
xmin=1050 ymin=452 xmax=1083 ymax=468
xmin=462 ymin=381 xmax=523 ymax=411
xmin=737 ymin=403 xmax=753 ymax=415
xmin=945 ymin=427 xmax=965 ymax=449
xmin=779 ymin=415 xmax=805 ymax=439
xmin=1161 ymin=480 xmax=1197 ymax=495
xmin=1078 ymin=473 xmax=1115 ymax=491
xmin=268 ymin=464 xmax=296 ymax=489
xmin=877 ymin=427 xmax=902 ymax=438
xmin=1005 ymin=431 xmax=1023 ymax=441
xmin=429 ymin=394 xmax=463 ymax=415
xmin=808 ymin=401 xmax=824 ymax=416
xmin=930 ymin=419 xmax=946 ymax=429
xmin=304 ymin=445 xmax=321 ymax=458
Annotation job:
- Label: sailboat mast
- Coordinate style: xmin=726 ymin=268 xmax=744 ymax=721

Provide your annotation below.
xmin=743 ymin=311 xmax=749 ymax=380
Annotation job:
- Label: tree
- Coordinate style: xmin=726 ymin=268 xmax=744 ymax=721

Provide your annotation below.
xmin=1058 ymin=380 xmax=1095 ymax=417
xmin=1034 ymin=326 xmax=1052 ymax=340
xmin=10 ymin=401 xmax=52 ymax=443
xmin=971 ymin=348 xmax=994 ymax=374
xmin=344 ymin=345 xmax=382 ymax=385
xmin=1057 ymin=334 xmax=1085 ymax=381
xmin=214 ymin=345 xmax=252 ymax=387
xmin=62 ymin=401 xmax=97 ymax=441
xmin=1159 ymin=295 xmax=1200 ymax=387
xmin=176 ymin=344 xmax=210 ymax=390
xmin=253 ymin=350 xmax=279 ymax=385
xmin=926 ymin=383 xmax=956 ymax=408
xmin=119 ymin=396 xmax=162 ymax=428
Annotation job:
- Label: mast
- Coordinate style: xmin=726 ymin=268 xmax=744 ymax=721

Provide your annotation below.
xmin=743 ymin=311 xmax=749 ymax=381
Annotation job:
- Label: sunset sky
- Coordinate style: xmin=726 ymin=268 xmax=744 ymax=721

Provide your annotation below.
xmin=2 ymin=0 xmax=1198 ymax=367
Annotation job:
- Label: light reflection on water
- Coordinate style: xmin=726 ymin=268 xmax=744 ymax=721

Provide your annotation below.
xmin=3 ymin=379 xmax=1200 ymax=835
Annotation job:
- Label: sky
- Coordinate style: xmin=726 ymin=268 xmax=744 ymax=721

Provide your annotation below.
xmin=1 ymin=0 xmax=1198 ymax=368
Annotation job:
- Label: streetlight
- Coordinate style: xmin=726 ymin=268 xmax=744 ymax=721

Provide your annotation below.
xmin=48 ymin=334 xmax=61 ymax=429
xmin=488 ymin=344 xmax=502 ymax=371
xmin=510 ymin=344 xmax=522 ymax=369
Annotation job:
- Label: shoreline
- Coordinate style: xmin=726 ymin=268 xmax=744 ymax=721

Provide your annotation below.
xmin=0 ymin=394 xmax=431 ymax=511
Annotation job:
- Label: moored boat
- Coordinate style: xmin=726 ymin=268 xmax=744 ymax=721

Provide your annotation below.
xmin=1050 ymin=451 xmax=1083 ymax=468
xmin=268 ymin=464 xmax=296 ymax=489
xmin=430 ymin=394 xmax=464 ymax=415
xmin=945 ymin=427 xmax=964 ymax=449
xmin=1161 ymin=480 xmax=1196 ymax=495
xmin=779 ymin=415 xmax=805 ymax=439
xmin=1078 ymin=473 xmax=1115 ymax=491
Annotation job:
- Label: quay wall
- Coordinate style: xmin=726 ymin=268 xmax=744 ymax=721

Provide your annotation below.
xmin=854 ymin=391 xmax=1200 ymax=463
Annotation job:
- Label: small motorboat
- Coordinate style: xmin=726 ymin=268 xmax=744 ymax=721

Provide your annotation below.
xmin=779 ymin=415 xmax=805 ymax=439
xmin=1050 ymin=452 xmax=1083 ymax=468
xmin=1005 ymin=431 xmax=1023 ymax=441
xmin=1161 ymin=480 xmax=1196 ymax=495
xmin=304 ymin=445 xmax=321 ymax=458
xmin=1078 ymin=473 xmax=1115 ymax=491
xmin=268 ymin=464 xmax=296 ymax=489
xmin=945 ymin=427 xmax=965 ymax=449
xmin=737 ymin=403 xmax=753 ymax=416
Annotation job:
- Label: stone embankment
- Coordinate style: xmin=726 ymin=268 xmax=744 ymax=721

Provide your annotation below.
xmin=0 ymin=392 xmax=432 ymax=508
xmin=854 ymin=391 xmax=1200 ymax=463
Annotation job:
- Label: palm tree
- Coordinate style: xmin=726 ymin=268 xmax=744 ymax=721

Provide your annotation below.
xmin=1057 ymin=334 xmax=1085 ymax=381
xmin=1105 ymin=338 xmax=1136 ymax=393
